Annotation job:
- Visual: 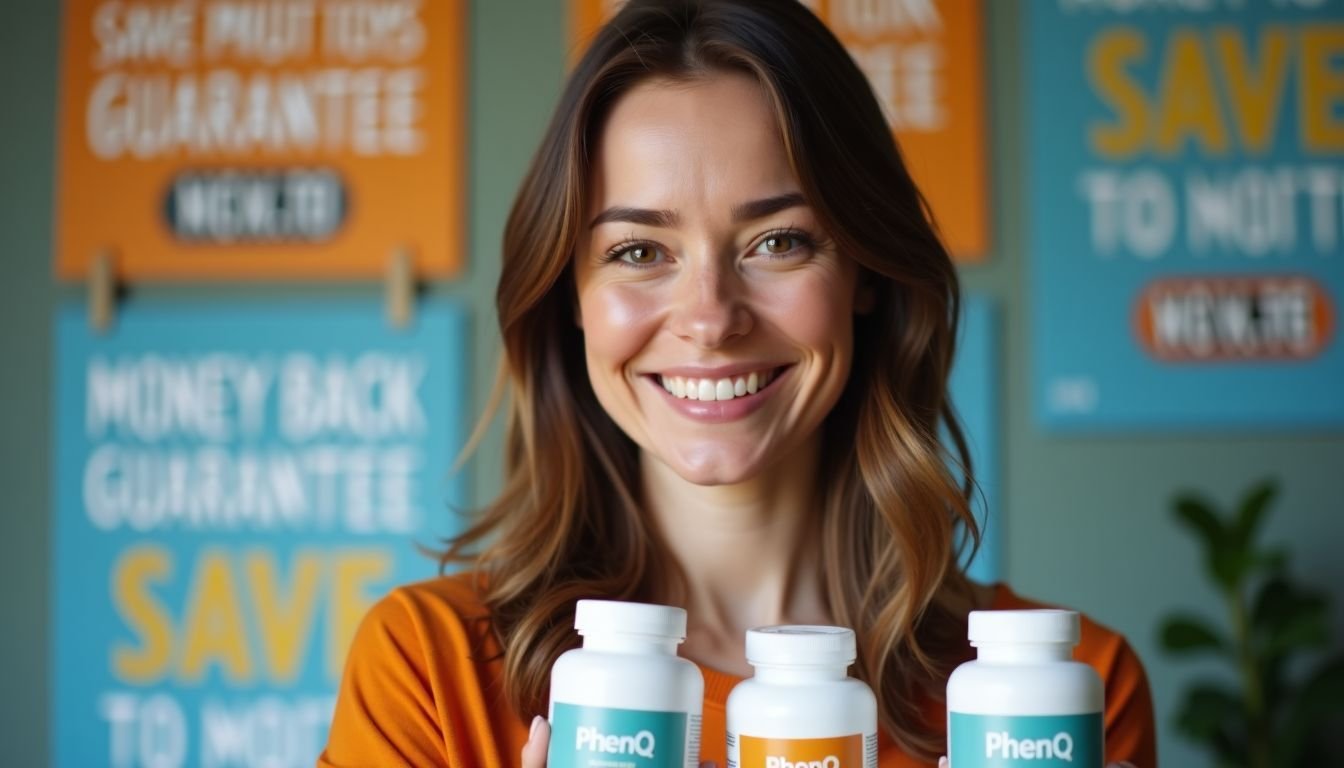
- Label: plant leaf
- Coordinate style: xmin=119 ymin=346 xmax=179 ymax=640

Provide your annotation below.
xmin=1253 ymin=578 xmax=1330 ymax=657
xmin=1160 ymin=614 xmax=1228 ymax=656
xmin=1274 ymin=654 xmax=1344 ymax=766
xmin=1175 ymin=682 xmax=1244 ymax=742
xmin=1174 ymin=494 xmax=1227 ymax=553
xmin=1210 ymin=548 xmax=1256 ymax=593
xmin=1257 ymin=547 xmax=1289 ymax=575
xmin=1232 ymin=479 xmax=1277 ymax=550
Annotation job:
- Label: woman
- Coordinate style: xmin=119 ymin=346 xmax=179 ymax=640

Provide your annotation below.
xmin=319 ymin=2 xmax=1156 ymax=767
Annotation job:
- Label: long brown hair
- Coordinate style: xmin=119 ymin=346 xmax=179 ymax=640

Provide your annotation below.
xmin=442 ymin=0 xmax=979 ymax=759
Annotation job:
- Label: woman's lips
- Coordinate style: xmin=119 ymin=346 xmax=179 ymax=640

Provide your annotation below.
xmin=645 ymin=365 xmax=790 ymax=423
xmin=656 ymin=367 xmax=780 ymax=401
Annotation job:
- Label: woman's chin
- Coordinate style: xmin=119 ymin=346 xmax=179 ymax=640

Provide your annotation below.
xmin=662 ymin=447 xmax=769 ymax=487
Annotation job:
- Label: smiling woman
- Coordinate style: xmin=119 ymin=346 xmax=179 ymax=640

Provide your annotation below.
xmin=318 ymin=2 xmax=1157 ymax=767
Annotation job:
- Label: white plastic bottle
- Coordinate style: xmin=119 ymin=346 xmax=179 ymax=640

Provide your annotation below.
xmin=548 ymin=599 xmax=704 ymax=768
xmin=727 ymin=626 xmax=878 ymax=768
xmin=947 ymin=610 xmax=1103 ymax=767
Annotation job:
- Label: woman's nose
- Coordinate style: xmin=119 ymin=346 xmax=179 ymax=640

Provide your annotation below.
xmin=666 ymin=259 xmax=753 ymax=349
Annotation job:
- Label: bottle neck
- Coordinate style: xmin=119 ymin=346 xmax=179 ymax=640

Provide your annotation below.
xmin=976 ymin=642 xmax=1074 ymax=663
xmin=752 ymin=664 xmax=849 ymax=683
xmin=582 ymin=633 xmax=681 ymax=655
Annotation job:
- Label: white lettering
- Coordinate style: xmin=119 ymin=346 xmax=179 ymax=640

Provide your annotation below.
xmin=985 ymin=730 xmax=1075 ymax=762
xmin=765 ymin=756 xmax=842 ymax=768
xmin=574 ymin=726 xmax=656 ymax=759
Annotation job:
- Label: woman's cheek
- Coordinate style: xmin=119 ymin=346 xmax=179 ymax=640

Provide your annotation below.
xmin=580 ymin=284 xmax=664 ymax=369
xmin=757 ymin=274 xmax=855 ymax=349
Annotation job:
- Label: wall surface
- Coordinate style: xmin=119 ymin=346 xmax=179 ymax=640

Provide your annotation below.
xmin=2 ymin=1 xmax=1341 ymax=766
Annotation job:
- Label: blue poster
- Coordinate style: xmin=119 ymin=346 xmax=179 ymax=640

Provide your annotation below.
xmin=52 ymin=300 xmax=468 ymax=768
xmin=950 ymin=296 xmax=1001 ymax=582
xmin=1029 ymin=1 xmax=1344 ymax=430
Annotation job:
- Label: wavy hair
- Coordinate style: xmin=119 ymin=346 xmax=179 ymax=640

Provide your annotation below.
xmin=442 ymin=0 xmax=979 ymax=759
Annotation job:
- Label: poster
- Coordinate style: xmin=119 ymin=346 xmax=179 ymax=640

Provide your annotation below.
xmin=1029 ymin=0 xmax=1343 ymax=430
xmin=569 ymin=0 xmax=990 ymax=260
xmin=55 ymin=0 xmax=466 ymax=280
xmin=949 ymin=296 xmax=1000 ymax=582
xmin=51 ymin=300 xmax=467 ymax=767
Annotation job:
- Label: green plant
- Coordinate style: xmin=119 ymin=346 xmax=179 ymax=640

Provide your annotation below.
xmin=1158 ymin=479 xmax=1344 ymax=768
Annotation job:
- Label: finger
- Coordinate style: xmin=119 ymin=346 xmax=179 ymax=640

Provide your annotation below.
xmin=521 ymin=715 xmax=550 ymax=768
xmin=939 ymin=758 xmax=949 ymax=768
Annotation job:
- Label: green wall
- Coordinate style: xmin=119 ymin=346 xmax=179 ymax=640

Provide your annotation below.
xmin=2 ymin=2 xmax=1340 ymax=766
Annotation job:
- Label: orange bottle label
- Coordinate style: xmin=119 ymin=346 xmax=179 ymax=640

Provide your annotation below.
xmin=738 ymin=734 xmax=865 ymax=768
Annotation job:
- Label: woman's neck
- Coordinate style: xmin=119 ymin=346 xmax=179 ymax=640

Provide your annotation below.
xmin=641 ymin=437 xmax=831 ymax=676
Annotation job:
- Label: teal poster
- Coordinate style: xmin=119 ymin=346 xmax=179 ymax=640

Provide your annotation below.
xmin=52 ymin=300 xmax=468 ymax=767
xmin=1029 ymin=0 xmax=1344 ymax=430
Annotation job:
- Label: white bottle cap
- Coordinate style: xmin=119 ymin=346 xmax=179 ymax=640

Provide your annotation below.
xmin=746 ymin=625 xmax=857 ymax=667
xmin=968 ymin=609 xmax=1080 ymax=646
xmin=575 ymin=599 xmax=688 ymax=640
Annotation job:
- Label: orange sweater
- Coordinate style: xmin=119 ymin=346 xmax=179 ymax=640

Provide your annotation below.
xmin=319 ymin=575 xmax=1156 ymax=767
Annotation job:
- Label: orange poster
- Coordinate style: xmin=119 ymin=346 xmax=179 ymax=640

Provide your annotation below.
xmin=56 ymin=0 xmax=466 ymax=281
xmin=570 ymin=0 xmax=990 ymax=261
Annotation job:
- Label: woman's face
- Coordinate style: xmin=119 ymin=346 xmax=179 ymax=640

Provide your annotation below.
xmin=573 ymin=72 xmax=862 ymax=486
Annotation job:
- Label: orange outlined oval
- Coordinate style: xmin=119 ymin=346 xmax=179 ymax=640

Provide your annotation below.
xmin=1133 ymin=275 xmax=1335 ymax=363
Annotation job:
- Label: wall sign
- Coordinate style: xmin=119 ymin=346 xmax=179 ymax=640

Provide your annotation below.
xmin=1029 ymin=0 xmax=1343 ymax=430
xmin=56 ymin=0 xmax=466 ymax=280
xmin=51 ymin=300 xmax=468 ymax=767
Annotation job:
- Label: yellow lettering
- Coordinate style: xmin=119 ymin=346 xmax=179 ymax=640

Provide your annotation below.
xmin=1156 ymin=29 xmax=1230 ymax=155
xmin=1216 ymin=26 xmax=1290 ymax=154
xmin=1301 ymin=25 xmax=1344 ymax=152
xmin=246 ymin=550 xmax=322 ymax=682
xmin=180 ymin=550 xmax=252 ymax=683
xmin=327 ymin=552 xmax=391 ymax=680
xmin=1089 ymin=27 xmax=1150 ymax=158
xmin=111 ymin=546 xmax=174 ymax=683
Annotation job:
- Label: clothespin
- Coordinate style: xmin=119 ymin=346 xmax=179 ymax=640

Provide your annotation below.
xmin=386 ymin=246 xmax=416 ymax=329
xmin=89 ymin=249 xmax=116 ymax=333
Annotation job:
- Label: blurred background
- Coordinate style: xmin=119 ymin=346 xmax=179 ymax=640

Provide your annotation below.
xmin=2 ymin=0 xmax=1341 ymax=766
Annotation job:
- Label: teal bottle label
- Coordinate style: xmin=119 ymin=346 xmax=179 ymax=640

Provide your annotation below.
xmin=549 ymin=702 xmax=691 ymax=768
xmin=949 ymin=712 xmax=1102 ymax=767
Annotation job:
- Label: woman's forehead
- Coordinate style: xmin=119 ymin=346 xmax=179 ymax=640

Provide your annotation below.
xmin=589 ymin=73 xmax=800 ymax=213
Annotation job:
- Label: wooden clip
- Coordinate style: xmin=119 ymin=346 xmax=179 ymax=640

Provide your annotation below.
xmin=386 ymin=247 xmax=415 ymax=329
xmin=89 ymin=249 xmax=117 ymax=333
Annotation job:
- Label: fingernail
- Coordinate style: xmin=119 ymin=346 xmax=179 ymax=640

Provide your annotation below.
xmin=529 ymin=715 xmax=544 ymax=741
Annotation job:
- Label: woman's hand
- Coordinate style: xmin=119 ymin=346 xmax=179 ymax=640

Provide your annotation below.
xmin=521 ymin=716 xmax=550 ymax=768
xmin=521 ymin=717 xmax=718 ymax=768
xmin=939 ymin=760 xmax=1136 ymax=768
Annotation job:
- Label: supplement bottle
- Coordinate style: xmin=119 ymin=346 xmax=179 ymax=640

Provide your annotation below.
xmin=947 ymin=610 xmax=1103 ymax=767
xmin=727 ymin=626 xmax=878 ymax=768
xmin=548 ymin=599 xmax=704 ymax=768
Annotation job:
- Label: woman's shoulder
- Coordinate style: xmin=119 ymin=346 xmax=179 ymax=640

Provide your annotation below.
xmin=986 ymin=583 xmax=1158 ymax=766
xmin=321 ymin=571 xmax=511 ymax=767
xmin=987 ymin=583 xmax=1141 ymax=677
xmin=355 ymin=570 xmax=496 ymax=649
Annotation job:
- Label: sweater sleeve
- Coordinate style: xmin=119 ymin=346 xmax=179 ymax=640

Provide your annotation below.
xmin=1098 ymin=637 xmax=1158 ymax=768
xmin=318 ymin=590 xmax=451 ymax=768
xmin=318 ymin=578 xmax=525 ymax=768
xmin=993 ymin=584 xmax=1158 ymax=768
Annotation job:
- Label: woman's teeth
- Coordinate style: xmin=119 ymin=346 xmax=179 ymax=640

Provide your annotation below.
xmin=657 ymin=369 xmax=775 ymax=401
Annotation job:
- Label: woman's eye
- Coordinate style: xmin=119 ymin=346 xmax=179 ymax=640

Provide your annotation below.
xmin=756 ymin=232 xmax=808 ymax=256
xmin=622 ymin=245 xmax=658 ymax=265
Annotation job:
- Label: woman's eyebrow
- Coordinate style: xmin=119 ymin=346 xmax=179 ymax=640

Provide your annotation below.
xmin=731 ymin=192 xmax=807 ymax=222
xmin=587 ymin=192 xmax=808 ymax=230
xmin=589 ymin=207 xmax=679 ymax=229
